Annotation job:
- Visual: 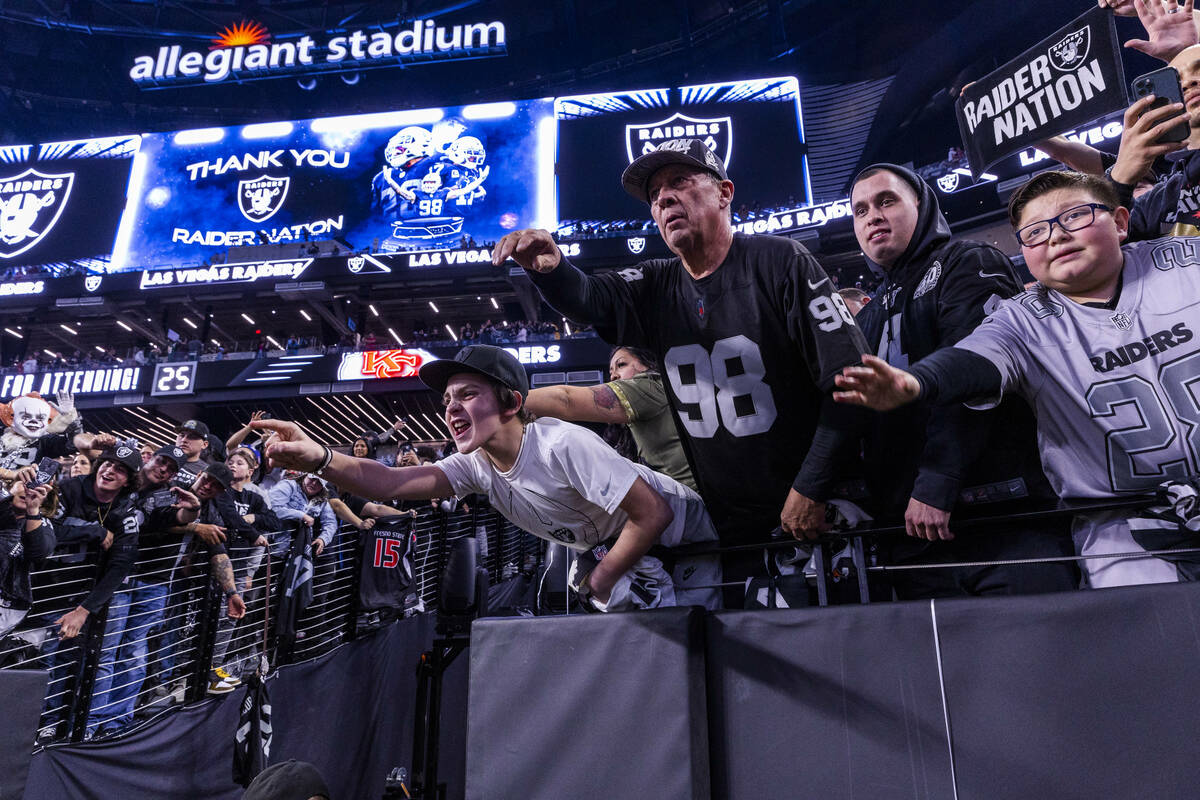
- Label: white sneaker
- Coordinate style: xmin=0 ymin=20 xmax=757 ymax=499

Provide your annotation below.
xmin=207 ymin=670 xmax=236 ymax=695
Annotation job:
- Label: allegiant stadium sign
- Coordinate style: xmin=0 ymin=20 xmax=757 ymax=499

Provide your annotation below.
xmin=129 ymin=19 xmax=506 ymax=87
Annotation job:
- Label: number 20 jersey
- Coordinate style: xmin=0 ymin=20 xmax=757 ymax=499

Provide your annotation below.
xmin=956 ymin=236 xmax=1200 ymax=499
xmin=539 ymin=233 xmax=868 ymax=537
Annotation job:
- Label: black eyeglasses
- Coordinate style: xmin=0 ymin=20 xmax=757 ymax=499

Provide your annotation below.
xmin=1015 ymin=203 xmax=1111 ymax=247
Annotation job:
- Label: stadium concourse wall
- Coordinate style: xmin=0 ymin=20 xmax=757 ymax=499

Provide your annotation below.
xmin=11 ymin=580 xmax=1200 ymax=798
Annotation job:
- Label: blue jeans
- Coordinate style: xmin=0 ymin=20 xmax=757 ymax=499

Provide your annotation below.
xmin=86 ymin=581 xmax=168 ymax=733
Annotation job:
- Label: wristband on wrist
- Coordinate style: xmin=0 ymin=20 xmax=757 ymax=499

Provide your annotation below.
xmin=314 ymin=445 xmax=334 ymax=477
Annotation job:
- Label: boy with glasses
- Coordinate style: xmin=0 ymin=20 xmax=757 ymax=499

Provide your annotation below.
xmin=833 ymin=170 xmax=1200 ymax=588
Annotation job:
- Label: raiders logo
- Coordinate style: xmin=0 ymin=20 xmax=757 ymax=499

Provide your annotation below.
xmin=935 ymin=173 xmax=960 ymax=194
xmin=547 ymin=527 xmax=576 ymax=544
xmin=116 ymin=446 xmax=134 ymax=458
xmin=625 ymin=112 xmax=733 ymax=167
xmin=348 ymin=256 xmax=365 ymax=273
xmin=172 ymin=447 xmax=185 ymax=459
xmin=0 ymin=168 xmax=74 ymax=259
xmin=1048 ymin=26 xmax=1090 ymax=73
xmin=627 ymin=236 xmax=646 ymax=255
xmin=913 ymin=261 xmax=942 ymax=299
xmin=238 ymin=175 xmax=289 ymax=223
xmin=84 ymin=274 xmax=103 ymax=292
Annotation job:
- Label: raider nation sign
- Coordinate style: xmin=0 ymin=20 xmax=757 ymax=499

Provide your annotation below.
xmin=955 ymin=6 xmax=1126 ymax=176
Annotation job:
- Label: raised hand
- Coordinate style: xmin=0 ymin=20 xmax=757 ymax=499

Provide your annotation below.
xmin=250 ymin=419 xmax=325 ymax=472
xmin=833 ymin=355 xmax=922 ymax=411
xmin=491 ymin=228 xmax=563 ymax=273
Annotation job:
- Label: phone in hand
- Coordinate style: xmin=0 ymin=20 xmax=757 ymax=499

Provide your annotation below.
xmin=29 ymin=457 xmax=61 ymax=488
xmin=1131 ymin=66 xmax=1191 ymax=144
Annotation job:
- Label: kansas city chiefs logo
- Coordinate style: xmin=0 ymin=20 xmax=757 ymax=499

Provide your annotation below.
xmin=0 ymin=168 xmax=74 ymax=259
xmin=238 ymin=175 xmax=289 ymax=223
xmin=84 ymin=274 xmax=103 ymax=292
xmin=1048 ymin=26 xmax=1090 ymax=72
xmin=625 ymin=113 xmax=732 ymax=168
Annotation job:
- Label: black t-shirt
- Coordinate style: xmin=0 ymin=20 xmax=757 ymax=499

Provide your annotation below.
xmin=532 ymin=233 xmax=868 ymax=541
xmin=0 ymin=431 xmax=74 ymax=470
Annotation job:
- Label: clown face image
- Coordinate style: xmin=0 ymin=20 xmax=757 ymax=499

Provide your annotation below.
xmin=11 ymin=395 xmax=52 ymax=438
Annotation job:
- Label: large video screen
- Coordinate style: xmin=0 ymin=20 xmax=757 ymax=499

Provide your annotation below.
xmin=0 ymin=136 xmax=139 ymax=274
xmin=115 ymin=100 xmax=555 ymax=270
xmin=554 ymin=77 xmax=809 ymax=235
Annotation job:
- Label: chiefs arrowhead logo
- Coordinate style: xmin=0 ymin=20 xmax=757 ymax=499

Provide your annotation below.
xmin=625 ymin=113 xmax=732 ymax=168
xmin=0 ymin=168 xmax=74 ymax=259
xmin=238 ymin=175 xmax=289 ymax=223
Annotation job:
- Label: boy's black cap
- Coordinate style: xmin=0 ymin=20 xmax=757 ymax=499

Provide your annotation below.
xmin=418 ymin=345 xmax=529 ymax=396
xmin=153 ymin=445 xmax=186 ymax=470
xmin=177 ymin=419 xmax=210 ymax=438
xmin=241 ymin=759 xmax=330 ymax=800
xmin=96 ymin=445 xmax=141 ymax=477
xmin=621 ymin=138 xmax=729 ymax=203
xmin=202 ymin=461 xmax=234 ymax=489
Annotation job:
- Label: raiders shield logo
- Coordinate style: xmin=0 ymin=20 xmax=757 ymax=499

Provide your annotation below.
xmin=116 ymin=446 xmax=134 ymax=458
xmin=238 ymin=175 xmax=289 ymax=223
xmin=0 ymin=168 xmax=74 ymax=259
xmin=84 ymin=274 xmax=103 ymax=292
xmin=625 ymin=113 xmax=733 ymax=167
xmin=348 ymin=256 xmax=365 ymax=273
xmin=627 ymin=236 xmax=646 ymax=255
xmin=913 ymin=261 xmax=943 ymax=299
xmin=936 ymin=173 xmax=960 ymax=193
xmin=1110 ymin=311 xmax=1133 ymax=331
xmin=1048 ymin=26 xmax=1090 ymax=72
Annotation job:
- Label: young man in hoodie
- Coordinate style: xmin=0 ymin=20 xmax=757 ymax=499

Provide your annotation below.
xmin=848 ymin=164 xmax=1077 ymax=598
xmin=492 ymin=139 xmax=868 ymax=604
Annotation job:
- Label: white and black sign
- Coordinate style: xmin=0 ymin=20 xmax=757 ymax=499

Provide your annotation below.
xmin=0 ymin=366 xmax=142 ymax=399
xmin=238 ymin=175 xmax=289 ymax=223
xmin=955 ymin=7 xmax=1125 ymax=176
xmin=151 ymin=362 xmax=198 ymax=396
xmin=0 ymin=168 xmax=74 ymax=259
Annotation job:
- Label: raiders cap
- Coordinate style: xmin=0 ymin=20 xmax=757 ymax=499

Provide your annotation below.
xmin=621 ymin=138 xmax=729 ymax=203
xmin=153 ymin=444 xmax=187 ymax=470
xmin=177 ymin=419 xmax=210 ymax=438
xmin=418 ymin=345 xmax=529 ymax=397
xmin=96 ymin=445 xmax=141 ymax=478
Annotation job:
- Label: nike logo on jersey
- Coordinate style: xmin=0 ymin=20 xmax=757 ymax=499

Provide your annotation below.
xmin=1088 ymin=323 xmax=1194 ymax=374
xmin=806 ymin=276 xmax=829 ymax=291
xmin=978 ymin=269 xmax=1008 ymax=280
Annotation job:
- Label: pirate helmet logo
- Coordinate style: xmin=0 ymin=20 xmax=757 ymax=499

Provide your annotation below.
xmin=348 ymin=256 xmax=365 ymax=273
xmin=625 ymin=112 xmax=733 ymax=168
xmin=936 ymin=173 xmax=960 ymax=193
xmin=0 ymin=169 xmax=75 ymax=259
xmin=238 ymin=175 xmax=289 ymax=223
xmin=627 ymin=236 xmax=646 ymax=255
xmin=84 ymin=274 xmax=102 ymax=292
xmin=1048 ymin=26 xmax=1090 ymax=72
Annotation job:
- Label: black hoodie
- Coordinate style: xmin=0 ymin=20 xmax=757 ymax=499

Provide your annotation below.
xmin=852 ymin=164 xmax=1052 ymax=520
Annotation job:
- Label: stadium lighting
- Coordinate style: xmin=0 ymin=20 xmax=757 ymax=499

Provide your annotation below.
xmin=242 ymin=122 xmax=294 ymax=139
xmin=116 ymin=320 xmax=133 ymax=331
xmin=462 ymin=101 xmax=517 ymax=120
xmin=388 ymin=327 xmax=404 ymax=344
xmin=241 ymin=313 xmax=256 ymax=324
xmin=94 ymin=346 xmax=106 ymax=353
xmin=369 ymin=304 xmax=379 ymax=317
xmin=173 ymin=128 xmax=224 ymax=145
xmin=4 ymin=328 xmax=22 ymax=338
xmin=266 ymin=335 xmax=282 ymax=349
xmin=211 ymin=339 xmax=220 ymax=346
xmin=299 ymin=309 xmax=312 ymax=321
xmin=183 ymin=317 xmax=198 ymax=329
xmin=43 ymin=350 xmax=57 ymax=358
xmin=60 ymin=324 xmax=78 ymax=335
xmin=429 ymin=301 xmax=440 ymax=313
xmin=310 ymin=108 xmax=443 ymax=134
xmin=490 ymin=297 xmax=499 ymax=309
xmin=445 ymin=324 xmax=458 ymax=341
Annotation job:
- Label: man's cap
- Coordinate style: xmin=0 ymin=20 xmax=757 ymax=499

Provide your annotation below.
xmin=202 ymin=461 xmax=234 ymax=489
xmin=621 ymin=138 xmax=728 ymax=203
xmin=152 ymin=445 xmax=186 ymax=470
xmin=177 ymin=419 xmax=210 ymax=438
xmin=419 ymin=345 xmax=529 ymax=397
xmin=96 ymin=445 xmax=141 ymax=477
xmin=241 ymin=759 xmax=330 ymax=800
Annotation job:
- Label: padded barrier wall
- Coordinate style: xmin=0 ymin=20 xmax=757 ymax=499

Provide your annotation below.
xmin=468 ymin=582 xmax=1200 ymax=799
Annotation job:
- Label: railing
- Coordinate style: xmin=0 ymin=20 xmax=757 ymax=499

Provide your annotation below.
xmin=0 ymin=501 xmax=541 ymax=747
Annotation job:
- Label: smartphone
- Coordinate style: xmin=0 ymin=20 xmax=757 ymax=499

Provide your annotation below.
xmin=399 ymin=442 xmax=415 ymax=454
xmin=1131 ymin=66 xmax=1190 ymax=144
xmin=29 ymin=457 xmax=61 ymax=488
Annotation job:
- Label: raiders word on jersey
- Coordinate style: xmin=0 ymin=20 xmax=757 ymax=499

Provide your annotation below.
xmin=957 ymin=236 xmax=1200 ymax=499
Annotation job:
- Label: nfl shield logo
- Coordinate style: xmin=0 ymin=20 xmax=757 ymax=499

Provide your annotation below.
xmin=625 ymin=113 xmax=733 ymax=167
xmin=1048 ymin=26 xmax=1090 ymax=72
xmin=1110 ymin=311 xmax=1133 ymax=331
xmin=238 ymin=175 xmax=289 ymax=223
xmin=936 ymin=173 xmax=960 ymax=194
xmin=347 ymin=256 xmax=365 ymax=273
xmin=84 ymin=274 xmax=103 ymax=292
xmin=0 ymin=168 xmax=74 ymax=259
xmin=627 ymin=237 xmax=646 ymax=255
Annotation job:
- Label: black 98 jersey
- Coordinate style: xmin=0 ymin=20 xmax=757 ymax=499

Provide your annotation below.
xmin=532 ymin=233 xmax=867 ymax=536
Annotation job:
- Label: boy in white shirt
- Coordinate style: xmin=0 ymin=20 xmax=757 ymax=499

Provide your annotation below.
xmin=255 ymin=345 xmax=720 ymax=610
